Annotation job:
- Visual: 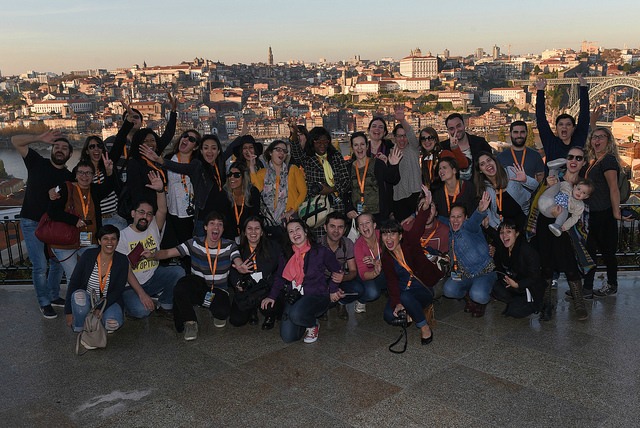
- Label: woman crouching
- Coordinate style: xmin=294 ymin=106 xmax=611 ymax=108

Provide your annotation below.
xmin=261 ymin=219 xmax=343 ymax=343
xmin=380 ymin=186 xmax=442 ymax=345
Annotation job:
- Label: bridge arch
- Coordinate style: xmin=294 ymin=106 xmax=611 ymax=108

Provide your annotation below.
xmin=568 ymin=76 xmax=640 ymax=117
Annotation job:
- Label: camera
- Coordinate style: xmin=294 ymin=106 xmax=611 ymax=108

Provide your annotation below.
xmin=390 ymin=309 xmax=408 ymax=328
xmin=284 ymin=288 xmax=302 ymax=305
xmin=186 ymin=205 xmax=195 ymax=216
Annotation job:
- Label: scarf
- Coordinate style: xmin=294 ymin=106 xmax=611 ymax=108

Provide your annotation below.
xmin=317 ymin=153 xmax=334 ymax=187
xmin=261 ymin=161 xmax=288 ymax=225
xmin=282 ymin=241 xmax=311 ymax=287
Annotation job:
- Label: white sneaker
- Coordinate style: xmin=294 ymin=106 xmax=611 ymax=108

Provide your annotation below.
xmin=184 ymin=321 xmax=198 ymax=341
xmin=354 ymin=302 xmax=367 ymax=313
xmin=213 ymin=318 xmax=227 ymax=328
xmin=303 ymin=323 xmax=319 ymax=343
xmin=548 ymin=224 xmax=562 ymax=237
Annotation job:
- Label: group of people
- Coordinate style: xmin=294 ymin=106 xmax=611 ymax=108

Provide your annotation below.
xmin=14 ymin=75 xmax=627 ymax=348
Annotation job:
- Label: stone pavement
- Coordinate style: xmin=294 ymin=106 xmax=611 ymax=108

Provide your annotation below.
xmin=1 ymin=273 xmax=639 ymax=427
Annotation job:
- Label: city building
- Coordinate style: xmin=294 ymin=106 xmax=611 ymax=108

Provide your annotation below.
xmin=399 ymin=48 xmax=438 ymax=78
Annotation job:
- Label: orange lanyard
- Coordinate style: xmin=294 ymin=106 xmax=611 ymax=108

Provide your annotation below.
xmin=510 ymin=148 xmax=526 ymax=169
xmin=94 ymin=170 xmax=102 ymax=184
xmin=205 ymin=240 xmax=221 ymax=291
xmin=177 ymin=154 xmax=192 ymax=203
xmin=444 ymin=181 xmax=460 ymax=214
xmin=273 ymin=175 xmax=280 ymax=210
xmin=248 ymin=245 xmax=258 ymax=271
xmin=420 ymin=226 xmax=438 ymax=251
xmin=354 ymin=158 xmax=370 ymax=202
xmin=97 ymin=253 xmax=113 ymax=297
xmin=451 ymin=237 xmax=458 ymax=267
xmin=144 ymin=157 xmax=167 ymax=189
xmin=585 ymin=156 xmax=603 ymax=178
xmin=234 ymin=198 xmax=245 ymax=234
xmin=496 ymin=188 xmax=503 ymax=222
xmin=391 ymin=248 xmax=414 ymax=288
xmin=213 ymin=163 xmax=222 ymax=191
xmin=74 ymin=184 xmax=91 ymax=220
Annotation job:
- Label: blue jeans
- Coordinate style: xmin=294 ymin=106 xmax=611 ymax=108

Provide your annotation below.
xmin=20 ymin=218 xmax=64 ymax=306
xmin=71 ymin=289 xmax=124 ymax=333
xmin=359 ymin=274 xmax=386 ymax=303
xmin=102 ymin=213 xmax=129 ymax=231
xmin=280 ymin=294 xmax=329 ymax=343
xmin=122 ymin=264 xmax=184 ymax=317
xmin=383 ymin=286 xmax=434 ymax=328
xmin=443 ymin=271 xmax=497 ymax=304
xmin=52 ymin=246 xmax=96 ymax=283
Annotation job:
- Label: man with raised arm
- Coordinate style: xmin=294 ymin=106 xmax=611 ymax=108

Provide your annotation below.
xmin=440 ymin=113 xmax=493 ymax=181
xmin=12 ymin=130 xmax=73 ymax=319
xmin=116 ymin=171 xmax=184 ymax=318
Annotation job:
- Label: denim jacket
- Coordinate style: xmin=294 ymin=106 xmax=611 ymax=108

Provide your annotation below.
xmin=446 ymin=209 xmax=493 ymax=277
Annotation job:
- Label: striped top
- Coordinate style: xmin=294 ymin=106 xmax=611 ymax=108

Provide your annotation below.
xmin=177 ymin=237 xmax=240 ymax=289
xmin=92 ymin=170 xmax=118 ymax=215
xmin=87 ymin=263 xmax=111 ymax=298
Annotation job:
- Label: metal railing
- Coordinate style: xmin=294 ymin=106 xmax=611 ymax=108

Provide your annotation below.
xmin=1 ymin=198 xmax=639 ymax=284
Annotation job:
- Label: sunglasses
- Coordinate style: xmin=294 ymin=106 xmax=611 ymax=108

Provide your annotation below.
xmin=228 ymin=172 xmax=243 ymax=178
xmin=420 ymin=135 xmax=437 ymax=141
xmin=181 ymin=133 xmax=197 ymax=143
xmin=566 ymin=155 xmax=584 ymax=161
xmin=88 ymin=143 xmax=104 ymax=150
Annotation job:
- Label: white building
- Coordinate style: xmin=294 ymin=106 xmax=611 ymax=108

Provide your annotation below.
xmin=488 ymin=87 xmax=525 ymax=104
xmin=399 ymin=48 xmax=438 ymax=78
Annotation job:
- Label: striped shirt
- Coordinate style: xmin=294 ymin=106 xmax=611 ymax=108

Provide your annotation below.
xmin=177 ymin=237 xmax=240 ymax=289
xmin=93 ymin=170 xmax=118 ymax=215
xmin=87 ymin=263 xmax=111 ymax=298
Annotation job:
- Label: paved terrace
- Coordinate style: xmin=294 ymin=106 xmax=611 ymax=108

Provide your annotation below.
xmin=1 ymin=273 xmax=639 ymax=427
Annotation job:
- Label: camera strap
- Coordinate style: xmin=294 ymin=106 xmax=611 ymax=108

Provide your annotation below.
xmin=388 ymin=325 xmax=407 ymax=354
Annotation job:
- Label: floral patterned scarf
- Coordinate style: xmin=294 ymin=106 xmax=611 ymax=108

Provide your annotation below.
xmin=261 ymin=161 xmax=288 ymax=225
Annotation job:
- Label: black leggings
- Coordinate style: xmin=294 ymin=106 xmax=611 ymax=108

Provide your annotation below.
xmin=583 ymin=208 xmax=618 ymax=290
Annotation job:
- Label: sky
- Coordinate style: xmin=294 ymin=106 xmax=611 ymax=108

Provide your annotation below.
xmin=1 ymin=0 xmax=638 ymax=76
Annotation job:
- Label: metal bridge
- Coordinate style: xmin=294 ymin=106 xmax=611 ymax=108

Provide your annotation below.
xmin=511 ymin=76 xmax=640 ymax=118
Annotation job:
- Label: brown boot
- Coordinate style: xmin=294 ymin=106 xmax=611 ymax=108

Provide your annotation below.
xmin=463 ymin=293 xmax=476 ymax=313
xmin=568 ymin=280 xmax=588 ymax=321
xmin=539 ymin=279 xmax=554 ymax=322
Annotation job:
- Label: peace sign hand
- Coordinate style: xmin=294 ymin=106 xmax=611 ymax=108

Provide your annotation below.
xmin=102 ymin=152 xmax=114 ymax=176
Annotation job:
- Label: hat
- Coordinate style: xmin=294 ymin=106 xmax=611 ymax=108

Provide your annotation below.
xmin=232 ymin=135 xmax=263 ymax=159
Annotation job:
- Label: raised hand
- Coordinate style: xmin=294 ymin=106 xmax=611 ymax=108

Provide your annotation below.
xmin=139 ymin=144 xmax=161 ymax=163
xmin=38 ymin=129 xmax=64 ymax=144
xmin=535 ymin=78 xmax=547 ymax=91
xmin=421 ymin=185 xmax=432 ymax=208
xmin=166 ymin=91 xmax=177 ymax=111
xmin=145 ymin=170 xmax=164 ymax=192
xmin=120 ymin=99 xmax=135 ymax=121
xmin=102 ymin=152 xmax=114 ymax=176
xmin=510 ymin=164 xmax=527 ymax=182
xmin=478 ymin=191 xmax=491 ymax=212
xmin=394 ymin=105 xmax=405 ymax=122
xmin=288 ymin=118 xmax=299 ymax=142
xmin=388 ymin=146 xmax=403 ymax=165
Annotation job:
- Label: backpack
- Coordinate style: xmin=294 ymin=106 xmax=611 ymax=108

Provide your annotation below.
xmin=75 ymin=292 xmax=107 ymax=355
xmin=619 ymin=167 xmax=631 ymax=204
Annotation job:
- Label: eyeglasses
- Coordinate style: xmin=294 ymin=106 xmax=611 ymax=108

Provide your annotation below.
xmin=135 ymin=209 xmax=154 ymax=218
xmin=591 ymin=134 xmax=608 ymax=140
xmin=395 ymin=134 xmax=407 ymax=139
xmin=273 ymin=147 xmax=288 ymax=154
xmin=88 ymin=143 xmax=104 ymax=150
xmin=228 ymin=172 xmax=243 ymax=178
xmin=181 ymin=133 xmax=197 ymax=143
xmin=420 ymin=136 xmax=436 ymax=141
xmin=566 ymin=154 xmax=584 ymax=161
xmin=76 ymin=170 xmax=93 ymax=176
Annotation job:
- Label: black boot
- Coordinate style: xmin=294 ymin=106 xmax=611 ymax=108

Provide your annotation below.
xmin=249 ymin=309 xmax=259 ymax=325
xmin=540 ymin=279 xmax=554 ymax=322
xmin=568 ymin=279 xmax=589 ymax=321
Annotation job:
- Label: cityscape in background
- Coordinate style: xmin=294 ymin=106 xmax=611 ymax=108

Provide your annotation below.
xmin=1 ymin=41 xmax=640 ymax=208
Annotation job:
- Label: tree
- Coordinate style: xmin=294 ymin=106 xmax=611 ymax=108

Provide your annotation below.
xmin=497 ymin=126 xmax=506 ymax=142
xmin=526 ymin=123 xmax=536 ymax=148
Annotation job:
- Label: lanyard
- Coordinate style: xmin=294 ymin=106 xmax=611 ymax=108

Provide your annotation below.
xmin=420 ymin=226 xmax=438 ymax=251
xmin=510 ymin=148 xmax=526 ymax=169
xmin=94 ymin=170 xmax=102 ymax=184
xmin=74 ymin=184 xmax=91 ymax=220
xmin=144 ymin=158 xmax=167 ymax=190
xmin=585 ymin=155 xmax=603 ymax=178
xmin=390 ymin=248 xmax=414 ymax=288
xmin=450 ymin=237 xmax=458 ymax=268
xmin=205 ymin=240 xmax=221 ymax=291
xmin=273 ymin=175 xmax=280 ymax=210
xmin=234 ymin=199 xmax=245 ymax=235
xmin=177 ymin=153 xmax=193 ymax=204
xmin=213 ymin=163 xmax=222 ymax=191
xmin=444 ymin=181 xmax=460 ymax=214
xmin=354 ymin=158 xmax=370 ymax=202
xmin=97 ymin=253 xmax=113 ymax=297
xmin=248 ymin=245 xmax=258 ymax=271
xmin=367 ymin=238 xmax=380 ymax=260
xmin=496 ymin=188 xmax=503 ymax=221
